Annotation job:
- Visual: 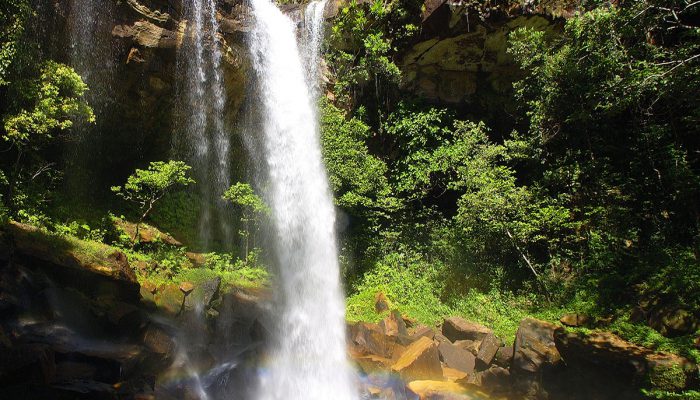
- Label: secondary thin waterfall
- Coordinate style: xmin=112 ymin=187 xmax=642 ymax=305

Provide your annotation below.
xmin=177 ymin=0 xmax=232 ymax=248
xmin=249 ymin=0 xmax=357 ymax=399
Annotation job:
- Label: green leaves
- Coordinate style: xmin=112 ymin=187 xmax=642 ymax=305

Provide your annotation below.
xmin=3 ymin=61 xmax=94 ymax=147
xmin=111 ymin=161 xmax=194 ymax=221
xmin=222 ymin=182 xmax=269 ymax=216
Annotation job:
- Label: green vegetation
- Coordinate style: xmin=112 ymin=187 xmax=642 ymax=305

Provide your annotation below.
xmin=111 ymin=161 xmax=195 ymax=242
xmin=222 ymin=182 xmax=269 ymax=259
xmin=323 ymin=0 xmax=700 ymax=369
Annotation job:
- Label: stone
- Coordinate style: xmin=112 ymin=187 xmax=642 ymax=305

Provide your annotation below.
xmin=391 ymin=336 xmax=443 ymax=382
xmin=560 ymin=313 xmax=590 ymax=327
xmin=438 ymin=341 xmax=476 ymax=375
xmin=349 ymin=322 xmax=398 ymax=358
xmin=154 ymin=284 xmax=184 ymax=314
xmin=476 ymin=333 xmax=501 ymax=370
xmin=493 ymin=345 xmax=514 ymax=368
xmin=179 ymin=281 xmax=195 ymax=294
xmin=411 ymin=325 xmax=436 ymax=341
xmin=6 ymin=222 xmax=137 ymax=283
xmin=554 ymin=328 xmax=698 ymax=392
xmin=184 ymin=277 xmax=221 ymax=311
xmin=353 ymin=354 xmax=393 ymax=374
xmin=143 ymin=325 xmax=175 ymax=355
xmin=380 ymin=310 xmax=408 ymax=337
xmin=479 ymin=366 xmax=512 ymax=395
xmin=442 ymin=366 xmax=468 ymax=382
xmin=442 ymin=317 xmax=492 ymax=342
xmin=0 ymin=343 xmax=55 ymax=384
xmin=649 ymin=307 xmax=699 ymax=337
xmin=512 ymin=318 xmax=561 ymax=375
xmin=454 ymin=339 xmax=481 ymax=355
xmin=374 ymin=292 xmax=390 ymax=312
xmin=407 ymin=380 xmax=470 ymax=399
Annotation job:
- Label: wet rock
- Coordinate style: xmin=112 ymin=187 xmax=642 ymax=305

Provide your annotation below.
xmin=184 ymin=277 xmax=221 ymax=311
xmin=479 ymin=366 xmax=512 ymax=395
xmin=476 ymin=332 xmax=502 ymax=370
xmin=0 ymin=343 xmax=55 ymax=385
xmin=442 ymin=317 xmax=492 ymax=342
xmin=354 ymin=354 xmax=393 ymax=375
xmin=349 ymin=322 xmax=403 ymax=358
xmin=142 ymin=325 xmax=175 ymax=356
xmin=438 ymin=340 xmax=476 ymax=375
xmin=6 ymin=222 xmax=137 ymax=283
xmin=154 ymin=284 xmax=184 ymax=315
xmin=391 ymin=336 xmax=443 ymax=382
xmin=407 ymin=380 xmax=470 ymax=399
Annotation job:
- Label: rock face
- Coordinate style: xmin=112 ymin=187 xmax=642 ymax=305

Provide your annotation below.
xmin=35 ymin=0 xmax=251 ymax=203
xmin=399 ymin=0 xmax=565 ymax=133
xmin=442 ymin=317 xmax=492 ymax=342
xmin=438 ymin=340 xmax=476 ymax=374
xmin=5 ymin=221 xmax=137 ymax=284
xmin=391 ymin=336 xmax=444 ymax=382
xmin=553 ymin=329 xmax=698 ymax=396
xmin=511 ymin=318 xmax=562 ymax=399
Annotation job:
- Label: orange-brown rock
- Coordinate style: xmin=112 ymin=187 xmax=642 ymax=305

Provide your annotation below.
xmin=407 ymin=380 xmax=470 ymax=400
xmin=391 ymin=336 xmax=443 ymax=382
xmin=442 ymin=317 xmax=492 ymax=342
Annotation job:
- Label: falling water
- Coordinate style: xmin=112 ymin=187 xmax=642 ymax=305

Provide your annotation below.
xmin=64 ymin=0 xmax=116 ymax=202
xmin=249 ymin=0 xmax=357 ymax=399
xmin=177 ymin=0 xmax=232 ymax=248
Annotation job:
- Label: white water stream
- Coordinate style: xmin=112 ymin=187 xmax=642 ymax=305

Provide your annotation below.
xmin=178 ymin=0 xmax=232 ymax=247
xmin=249 ymin=0 xmax=357 ymax=399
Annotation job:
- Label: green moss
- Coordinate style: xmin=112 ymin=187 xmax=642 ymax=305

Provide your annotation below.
xmin=647 ymin=364 xmax=689 ymax=392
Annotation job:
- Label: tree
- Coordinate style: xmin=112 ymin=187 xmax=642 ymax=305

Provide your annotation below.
xmin=111 ymin=161 xmax=194 ymax=242
xmin=222 ymin=182 xmax=269 ymax=260
xmin=1 ymin=61 xmax=94 ymax=215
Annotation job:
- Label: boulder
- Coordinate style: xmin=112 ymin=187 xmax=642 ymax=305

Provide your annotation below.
xmin=411 ymin=326 xmax=436 ymax=341
xmin=554 ymin=328 xmax=698 ymax=392
xmin=349 ymin=322 xmax=400 ymax=358
xmin=374 ymin=292 xmax=390 ymax=313
xmin=493 ymin=345 xmax=514 ymax=368
xmin=183 ymin=277 xmax=221 ymax=311
xmin=648 ymin=307 xmax=699 ymax=337
xmin=179 ymin=281 xmax=195 ymax=294
xmin=380 ymin=310 xmax=408 ymax=337
xmin=142 ymin=325 xmax=175 ymax=356
xmin=154 ymin=284 xmax=186 ymax=315
xmin=442 ymin=317 xmax=491 ymax=342
xmin=476 ymin=332 xmax=501 ymax=370
xmin=479 ymin=366 xmax=512 ymax=395
xmin=560 ymin=313 xmax=590 ymax=327
xmin=5 ymin=222 xmax=137 ymax=283
xmin=511 ymin=318 xmax=562 ymax=399
xmin=512 ymin=318 xmax=561 ymax=375
xmin=391 ymin=336 xmax=443 ymax=382
xmin=454 ymin=339 xmax=481 ymax=356
xmin=438 ymin=341 xmax=476 ymax=375
xmin=407 ymin=380 xmax=470 ymax=399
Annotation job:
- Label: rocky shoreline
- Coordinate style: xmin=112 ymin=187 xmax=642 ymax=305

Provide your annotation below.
xmin=0 ymin=223 xmax=698 ymax=399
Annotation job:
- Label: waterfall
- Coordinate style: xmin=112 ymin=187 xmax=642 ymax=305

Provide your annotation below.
xmin=248 ymin=0 xmax=357 ymax=399
xmin=64 ymin=0 xmax=116 ymax=202
xmin=177 ymin=0 xmax=232 ymax=248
